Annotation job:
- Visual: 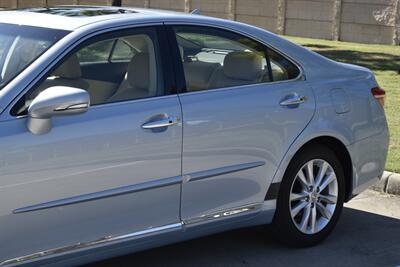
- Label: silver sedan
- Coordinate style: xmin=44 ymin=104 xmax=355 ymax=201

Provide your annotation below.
xmin=0 ymin=6 xmax=389 ymax=267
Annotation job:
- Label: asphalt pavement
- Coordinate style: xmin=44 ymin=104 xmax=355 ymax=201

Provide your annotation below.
xmin=89 ymin=190 xmax=400 ymax=267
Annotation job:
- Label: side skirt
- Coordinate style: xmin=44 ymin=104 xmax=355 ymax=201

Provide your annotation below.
xmin=1 ymin=201 xmax=276 ymax=266
xmin=0 ymin=223 xmax=183 ymax=266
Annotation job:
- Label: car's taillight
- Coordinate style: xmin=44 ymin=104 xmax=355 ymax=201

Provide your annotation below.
xmin=371 ymin=87 xmax=385 ymax=108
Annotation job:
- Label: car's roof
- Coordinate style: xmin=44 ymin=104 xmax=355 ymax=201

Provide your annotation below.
xmin=0 ymin=6 xmax=195 ymax=31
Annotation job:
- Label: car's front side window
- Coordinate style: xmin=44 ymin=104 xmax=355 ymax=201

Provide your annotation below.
xmin=76 ymin=38 xmax=136 ymax=64
xmin=12 ymin=28 xmax=163 ymax=116
xmin=0 ymin=23 xmax=68 ymax=91
xmin=110 ymin=39 xmax=137 ymax=62
xmin=173 ymin=26 xmax=300 ymax=92
xmin=76 ymin=39 xmax=114 ymax=64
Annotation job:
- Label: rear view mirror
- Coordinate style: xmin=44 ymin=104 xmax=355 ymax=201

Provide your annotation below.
xmin=27 ymin=86 xmax=90 ymax=135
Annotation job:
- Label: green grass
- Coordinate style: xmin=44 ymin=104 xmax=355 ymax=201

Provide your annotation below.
xmin=284 ymin=36 xmax=400 ymax=173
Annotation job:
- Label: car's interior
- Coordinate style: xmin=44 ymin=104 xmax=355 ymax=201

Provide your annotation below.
xmin=13 ymin=34 xmax=159 ymax=115
xmin=181 ymin=51 xmax=266 ymax=91
xmin=12 ymin=28 xmax=300 ymax=116
xmin=176 ymin=32 xmax=294 ymax=92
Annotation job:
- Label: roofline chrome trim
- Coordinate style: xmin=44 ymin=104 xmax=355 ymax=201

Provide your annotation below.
xmin=14 ymin=161 xmax=264 ymax=213
xmin=3 ymin=203 xmax=265 ymax=265
xmin=13 ymin=175 xmax=181 ymax=214
xmin=13 ymin=161 xmax=265 ymax=214
xmin=0 ymin=222 xmax=183 ymax=266
xmin=184 ymin=161 xmax=265 ymax=183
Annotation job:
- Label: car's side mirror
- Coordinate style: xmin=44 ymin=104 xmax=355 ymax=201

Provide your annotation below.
xmin=27 ymin=86 xmax=90 ymax=135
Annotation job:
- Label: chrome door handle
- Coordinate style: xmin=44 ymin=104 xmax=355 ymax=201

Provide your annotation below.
xmin=280 ymin=95 xmax=307 ymax=106
xmin=141 ymin=116 xmax=179 ymax=129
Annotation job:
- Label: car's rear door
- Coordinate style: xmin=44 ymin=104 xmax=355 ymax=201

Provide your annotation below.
xmin=0 ymin=26 xmax=183 ymax=264
xmin=167 ymin=25 xmax=315 ymax=224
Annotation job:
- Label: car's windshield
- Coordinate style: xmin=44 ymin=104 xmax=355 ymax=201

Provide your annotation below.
xmin=0 ymin=23 xmax=69 ymax=90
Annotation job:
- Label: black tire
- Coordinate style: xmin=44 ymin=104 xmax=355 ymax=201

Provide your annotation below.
xmin=271 ymin=144 xmax=345 ymax=247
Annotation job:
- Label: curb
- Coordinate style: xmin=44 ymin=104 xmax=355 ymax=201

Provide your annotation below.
xmin=370 ymin=171 xmax=400 ymax=196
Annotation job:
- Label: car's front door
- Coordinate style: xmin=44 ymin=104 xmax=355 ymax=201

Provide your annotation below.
xmin=169 ymin=25 xmax=315 ymax=223
xmin=0 ymin=26 xmax=183 ymax=263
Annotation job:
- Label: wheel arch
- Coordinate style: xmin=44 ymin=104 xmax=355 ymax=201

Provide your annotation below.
xmin=268 ymin=135 xmax=353 ymax=202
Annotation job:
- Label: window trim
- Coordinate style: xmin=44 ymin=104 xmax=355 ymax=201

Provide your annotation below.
xmin=108 ymin=39 xmax=118 ymax=62
xmin=10 ymin=25 xmax=177 ymax=117
xmin=76 ymin=38 xmax=115 ymax=64
xmin=165 ymin=26 xmax=186 ymax=94
xmin=165 ymin=23 xmax=304 ymax=94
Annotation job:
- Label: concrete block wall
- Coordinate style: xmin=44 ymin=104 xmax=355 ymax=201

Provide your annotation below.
xmin=122 ymin=0 xmax=147 ymax=8
xmin=0 ymin=0 xmax=15 ymax=7
xmin=191 ymin=0 xmax=231 ymax=19
xmin=121 ymin=0 xmax=400 ymax=45
xmin=4 ymin=0 xmax=45 ymax=7
xmin=79 ymin=0 xmax=112 ymax=5
xmin=149 ymin=0 xmax=185 ymax=12
xmin=285 ymin=0 xmax=334 ymax=39
xmin=47 ymin=0 xmax=78 ymax=5
xmin=340 ymin=0 xmax=397 ymax=43
xmin=0 ymin=0 xmax=112 ymax=8
xmin=235 ymin=0 xmax=278 ymax=32
xmin=0 ymin=0 xmax=399 ymax=45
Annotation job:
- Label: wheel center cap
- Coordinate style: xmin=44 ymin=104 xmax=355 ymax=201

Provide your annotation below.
xmin=310 ymin=191 xmax=318 ymax=202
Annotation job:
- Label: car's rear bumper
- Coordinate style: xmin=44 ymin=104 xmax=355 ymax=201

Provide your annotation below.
xmin=347 ymin=127 xmax=389 ymax=198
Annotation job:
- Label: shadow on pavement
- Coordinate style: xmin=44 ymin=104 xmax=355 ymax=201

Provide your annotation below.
xmin=89 ymin=208 xmax=400 ymax=267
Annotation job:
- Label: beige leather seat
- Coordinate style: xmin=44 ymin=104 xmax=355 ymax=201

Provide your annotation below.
xmin=30 ymin=55 xmax=89 ymax=100
xmin=183 ymin=61 xmax=220 ymax=91
xmin=32 ymin=55 xmax=119 ymax=105
xmin=107 ymin=53 xmax=152 ymax=103
xmin=208 ymin=51 xmax=263 ymax=89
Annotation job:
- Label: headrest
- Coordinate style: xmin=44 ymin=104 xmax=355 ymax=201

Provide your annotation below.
xmin=53 ymin=55 xmax=82 ymax=79
xmin=123 ymin=35 xmax=149 ymax=52
xmin=223 ymin=52 xmax=262 ymax=81
xmin=127 ymin=53 xmax=149 ymax=90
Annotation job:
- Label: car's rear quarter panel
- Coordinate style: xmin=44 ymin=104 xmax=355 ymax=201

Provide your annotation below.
xmin=290 ymin=68 xmax=389 ymax=196
xmin=252 ymin=27 xmax=389 ymax=196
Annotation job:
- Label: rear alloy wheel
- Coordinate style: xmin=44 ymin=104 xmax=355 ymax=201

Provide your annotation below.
xmin=290 ymin=159 xmax=338 ymax=234
xmin=271 ymin=144 xmax=345 ymax=247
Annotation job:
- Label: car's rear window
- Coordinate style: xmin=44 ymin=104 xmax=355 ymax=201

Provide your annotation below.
xmin=0 ymin=23 xmax=69 ymax=90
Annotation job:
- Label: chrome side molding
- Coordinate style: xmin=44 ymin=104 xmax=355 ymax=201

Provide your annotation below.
xmin=3 ymin=203 xmax=264 ymax=265
xmin=0 ymin=223 xmax=183 ymax=266
xmin=184 ymin=161 xmax=265 ymax=183
xmin=183 ymin=203 xmax=262 ymax=225
xmin=14 ymin=161 xmax=265 ymax=214
xmin=14 ymin=175 xmax=182 ymax=214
